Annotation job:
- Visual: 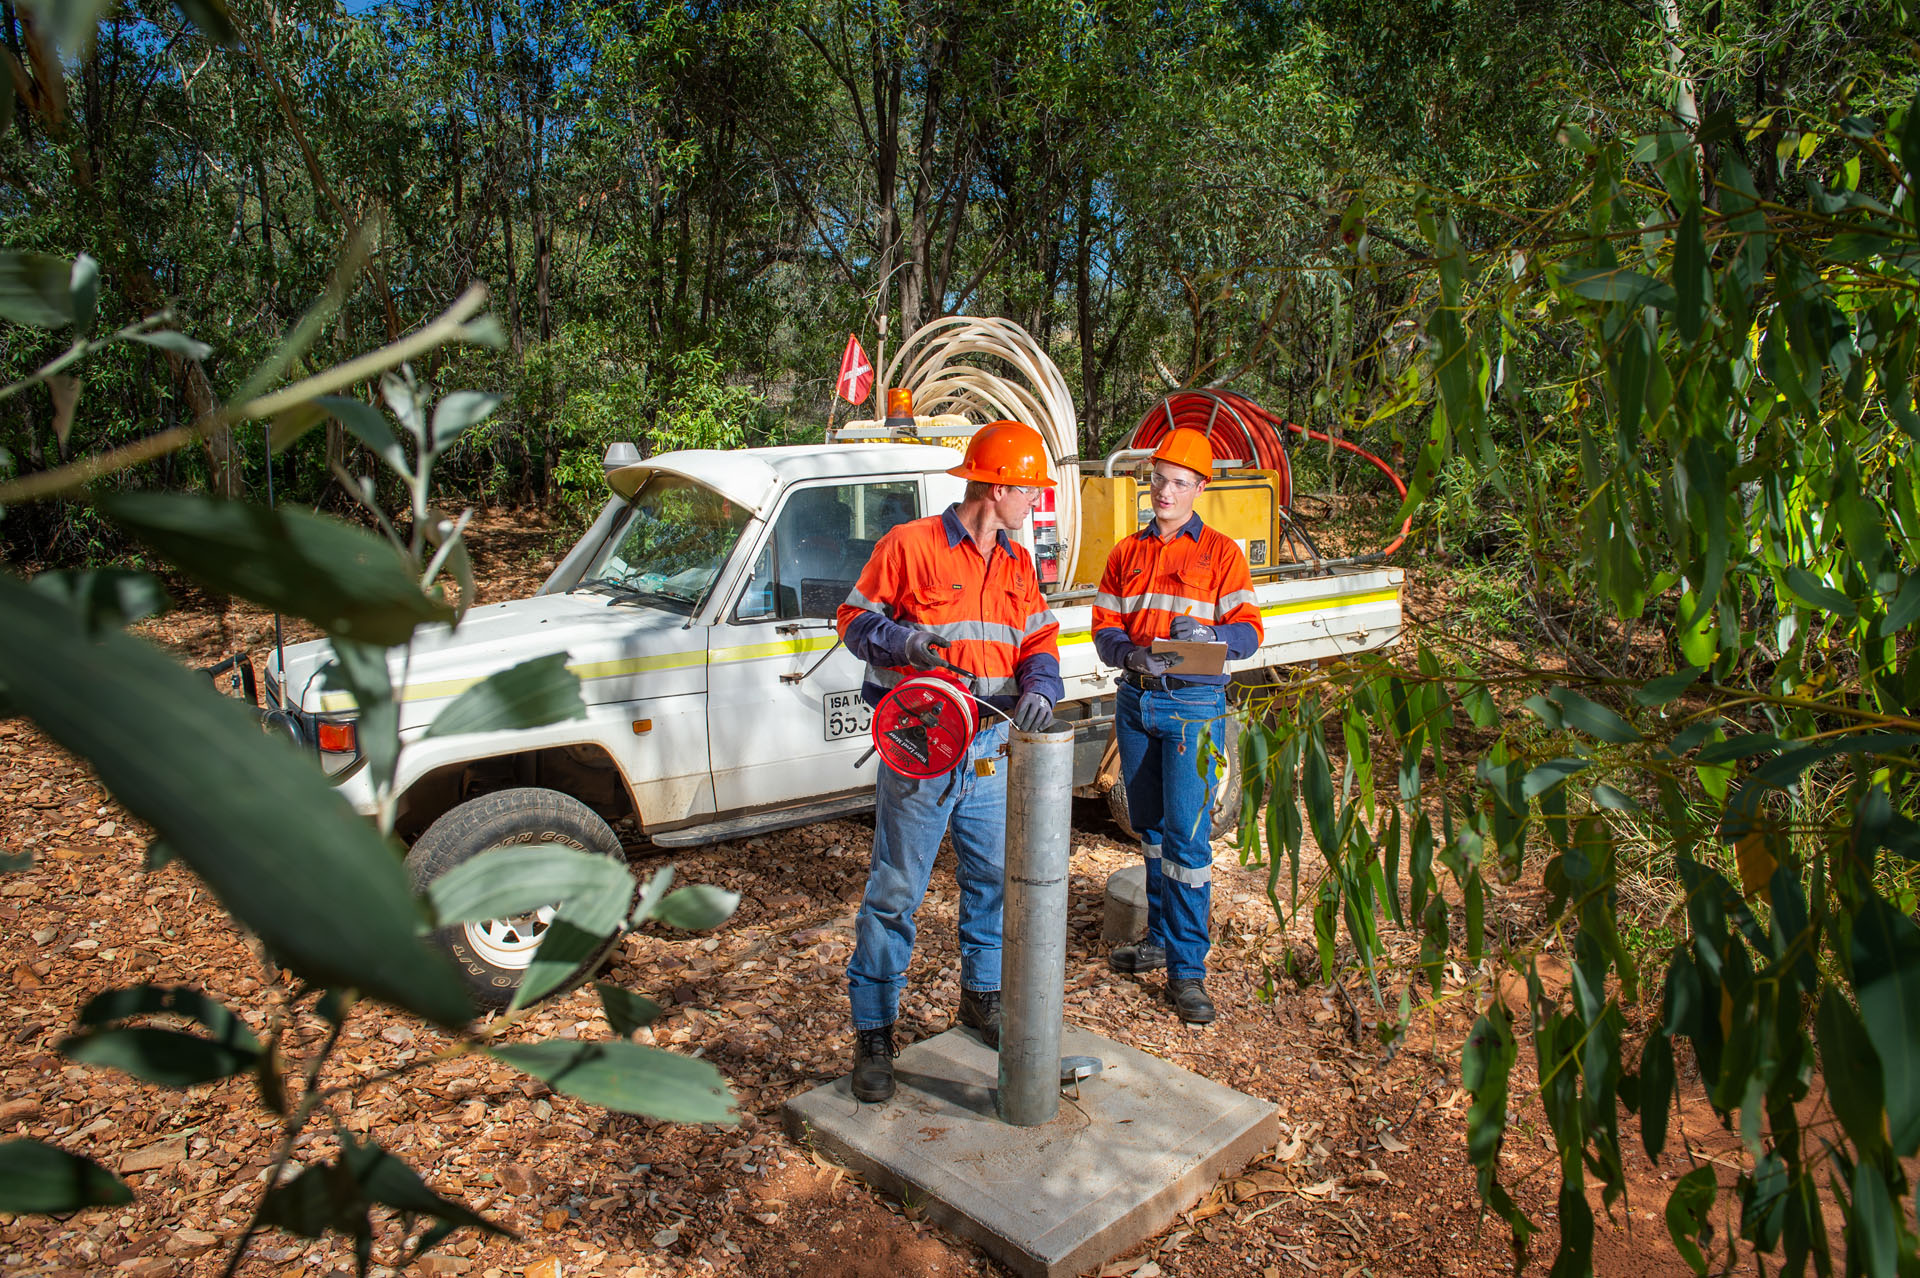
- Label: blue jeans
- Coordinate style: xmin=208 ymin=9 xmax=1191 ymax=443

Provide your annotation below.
xmin=848 ymin=720 xmax=1010 ymax=1030
xmin=1116 ymin=682 xmax=1226 ymax=980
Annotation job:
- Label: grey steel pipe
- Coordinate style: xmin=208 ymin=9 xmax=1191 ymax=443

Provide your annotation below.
xmin=996 ymin=719 xmax=1076 ymax=1126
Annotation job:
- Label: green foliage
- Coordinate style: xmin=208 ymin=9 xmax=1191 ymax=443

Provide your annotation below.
xmin=0 ymin=249 xmax=741 ymax=1271
xmin=0 ymin=1139 xmax=132 ymax=1214
xmin=1253 ymin=88 xmax=1920 ymax=1276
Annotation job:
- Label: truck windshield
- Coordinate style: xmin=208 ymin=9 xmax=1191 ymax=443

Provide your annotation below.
xmin=576 ymin=474 xmax=750 ymax=615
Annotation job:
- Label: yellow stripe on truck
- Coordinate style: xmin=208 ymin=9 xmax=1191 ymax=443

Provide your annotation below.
xmin=317 ymin=587 xmax=1399 ymax=709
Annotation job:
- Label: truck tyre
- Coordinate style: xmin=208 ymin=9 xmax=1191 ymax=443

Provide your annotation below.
xmin=405 ymin=787 xmax=632 ymax=1009
xmin=1105 ymin=713 xmax=1244 ymax=845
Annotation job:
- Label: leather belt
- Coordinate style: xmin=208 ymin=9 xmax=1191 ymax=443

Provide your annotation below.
xmin=1122 ymin=671 xmax=1211 ymax=692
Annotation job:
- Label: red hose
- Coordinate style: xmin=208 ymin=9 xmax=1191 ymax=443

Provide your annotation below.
xmin=1128 ymin=390 xmax=1412 ymax=558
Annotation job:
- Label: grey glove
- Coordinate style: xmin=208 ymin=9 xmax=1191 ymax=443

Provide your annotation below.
xmin=1170 ymin=614 xmax=1217 ymax=643
xmin=1123 ymin=645 xmax=1178 ymax=677
xmin=1012 ymin=691 xmax=1053 ymax=732
xmin=902 ymin=627 xmax=948 ymax=671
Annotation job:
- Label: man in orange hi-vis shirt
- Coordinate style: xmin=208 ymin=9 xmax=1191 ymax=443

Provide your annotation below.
xmin=835 ymin=421 xmax=1063 ymax=1102
xmin=1092 ymin=427 xmax=1262 ymax=1025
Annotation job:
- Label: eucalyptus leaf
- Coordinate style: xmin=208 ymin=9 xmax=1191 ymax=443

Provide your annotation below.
xmin=1815 ymin=986 xmax=1886 ymax=1155
xmin=78 ymin=983 xmax=260 ymax=1047
xmin=59 ymin=1025 xmax=257 ymax=1086
xmin=429 ymin=391 xmax=501 ymax=453
xmin=1545 ymin=688 xmax=1641 ymax=744
xmin=1665 ymin=1166 xmax=1717 ymax=1275
xmin=99 ymin=492 xmax=452 ymax=647
xmin=594 ymin=982 xmax=662 ymax=1037
xmin=29 ymin=568 xmax=171 ymax=632
xmin=1783 ymin=565 xmax=1855 ymax=616
xmin=258 ymin=1133 xmax=507 ymax=1243
xmin=1632 ymin=666 xmax=1704 ymax=707
xmin=1557 ymin=263 xmax=1678 ymax=309
xmin=47 ymin=374 xmax=79 ymax=445
xmin=0 ymin=573 xmax=472 ymax=1027
xmin=426 ymin=845 xmax=634 ymax=930
xmin=511 ymin=918 xmax=613 ymax=1010
xmin=17 ymin=0 xmax=111 ymax=53
xmin=423 ymin=654 xmax=585 ymax=739
xmin=319 ymin=639 xmax=397 ymax=793
xmin=68 ymin=253 xmax=98 ymax=335
xmin=127 ymin=330 xmax=213 ymax=361
xmin=0 ymin=1139 xmax=131 ymax=1213
xmin=0 ymin=251 xmax=73 ymax=329
xmin=1521 ymin=757 xmax=1588 ymax=799
xmin=266 ymin=402 xmax=328 ymax=454
xmin=316 ymin=396 xmax=406 ymax=475
xmin=1850 ymin=896 xmax=1920 ymax=1156
xmin=172 ymin=0 xmax=238 ymax=45
xmin=651 ymin=884 xmax=740 ymax=932
xmin=490 ymin=1039 xmax=735 ymax=1123
xmin=629 ymin=865 xmax=675 ymax=927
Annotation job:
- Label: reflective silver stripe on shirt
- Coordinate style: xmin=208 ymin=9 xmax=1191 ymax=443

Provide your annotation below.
xmin=1141 ymin=843 xmax=1162 ymax=861
xmin=1216 ymin=588 xmax=1257 ymax=613
xmin=1110 ymin=590 xmax=1214 ymax=616
xmin=926 ymin=618 xmax=1024 ymax=646
xmin=1161 ymin=860 xmax=1212 ymax=886
xmin=971 ymin=675 xmax=1021 ymax=698
xmin=1024 ymin=608 xmax=1058 ymax=636
xmin=843 ymin=586 xmax=886 ymax=615
xmin=1094 ymin=592 xmax=1128 ymax=613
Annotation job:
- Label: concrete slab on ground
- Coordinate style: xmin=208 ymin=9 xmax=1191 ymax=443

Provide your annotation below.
xmin=782 ymin=1025 xmax=1276 ymax=1278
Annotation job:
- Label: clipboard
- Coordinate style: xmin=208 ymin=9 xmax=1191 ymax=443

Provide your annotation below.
xmin=1151 ymin=638 xmax=1227 ymax=676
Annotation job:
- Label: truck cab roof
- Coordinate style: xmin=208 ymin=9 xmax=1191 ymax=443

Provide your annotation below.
xmin=608 ymin=443 xmax=964 ymax=515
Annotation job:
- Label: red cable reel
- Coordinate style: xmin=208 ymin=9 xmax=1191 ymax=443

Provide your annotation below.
xmin=870 ymin=670 xmax=981 ymax=779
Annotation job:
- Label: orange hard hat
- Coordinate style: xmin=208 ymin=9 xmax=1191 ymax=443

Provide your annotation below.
xmin=948 ymin=420 xmax=1056 ymax=488
xmin=1150 ymin=427 xmax=1214 ymax=479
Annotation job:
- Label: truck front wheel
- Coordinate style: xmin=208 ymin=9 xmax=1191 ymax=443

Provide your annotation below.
xmin=405 ymin=787 xmax=633 ymax=1009
xmin=1105 ymin=713 xmax=1244 ymax=845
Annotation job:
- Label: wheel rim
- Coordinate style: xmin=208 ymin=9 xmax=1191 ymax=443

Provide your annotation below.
xmin=462 ymin=904 xmax=557 ymax=970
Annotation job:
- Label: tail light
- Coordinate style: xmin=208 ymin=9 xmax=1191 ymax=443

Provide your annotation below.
xmin=1031 ymin=486 xmax=1060 ymax=585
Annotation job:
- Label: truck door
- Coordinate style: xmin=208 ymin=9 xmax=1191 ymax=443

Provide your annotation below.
xmin=707 ymin=479 xmax=922 ymax=812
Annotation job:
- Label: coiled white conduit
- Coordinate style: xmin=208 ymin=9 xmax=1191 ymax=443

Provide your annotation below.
xmin=882 ymin=316 xmax=1081 ymax=586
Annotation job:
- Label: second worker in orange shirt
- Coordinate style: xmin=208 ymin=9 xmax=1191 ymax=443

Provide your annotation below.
xmin=1091 ymin=428 xmax=1263 ymax=1024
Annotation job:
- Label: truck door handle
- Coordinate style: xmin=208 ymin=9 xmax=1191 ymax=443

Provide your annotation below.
xmin=781 ymin=636 xmax=845 ymax=685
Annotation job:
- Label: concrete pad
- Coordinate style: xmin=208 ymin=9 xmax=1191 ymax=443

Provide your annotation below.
xmin=782 ymin=1026 xmax=1276 ymax=1278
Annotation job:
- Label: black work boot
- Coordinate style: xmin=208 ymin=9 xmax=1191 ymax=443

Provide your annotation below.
xmin=957 ymin=988 xmax=1002 ymax=1050
xmin=851 ymin=1025 xmax=896 ymax=1102
xmin=1165 ymin=978 xmax=1217 ymax=1025
xmin=1108 ymin=941 xmax=1168 ymax=973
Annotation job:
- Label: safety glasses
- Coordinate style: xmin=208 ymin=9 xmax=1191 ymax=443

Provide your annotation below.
xmin=1146 ymin=469 xmax=1200 ymax=493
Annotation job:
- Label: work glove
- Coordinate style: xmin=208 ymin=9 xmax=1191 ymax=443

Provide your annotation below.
xmin=902 ymin=627 xmax=948 ymax=671
xmin=1123 ymin=645 xmax=1180 ymax=677
xmin=1012 ymin=691 xmax=1054 ymax=732
xmin=1170 ymin=614 xmax=1217 ymax=644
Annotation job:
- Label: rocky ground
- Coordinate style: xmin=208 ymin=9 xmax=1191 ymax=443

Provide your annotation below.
xmin=0 ymin=508 xmax=1750 ymax=1277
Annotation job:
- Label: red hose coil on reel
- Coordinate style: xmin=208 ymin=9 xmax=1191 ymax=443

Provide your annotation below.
xmin=1128 ymin=390 xmax=1412 ymax=557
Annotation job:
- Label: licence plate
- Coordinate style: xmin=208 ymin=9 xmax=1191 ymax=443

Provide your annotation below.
xmin=823 ymin=690 xmax=872 ymax=741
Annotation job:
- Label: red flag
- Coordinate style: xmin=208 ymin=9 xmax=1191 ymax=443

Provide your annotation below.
xmin=835 ymin=332 xmax=874 ymax=406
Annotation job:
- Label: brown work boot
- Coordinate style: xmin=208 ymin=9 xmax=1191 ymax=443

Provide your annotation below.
xmin=851 ymin=1025 xmax=896 ymax=1102
xmin=1165 ymin=978 xmax=1216 ymax=1025
xmin=957 ymin=988 xmax=1001 ymax=1049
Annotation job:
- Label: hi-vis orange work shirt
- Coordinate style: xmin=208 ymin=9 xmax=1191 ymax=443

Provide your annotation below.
xmin=838 ymin=506 xmax=1063 ymax=710
xmin=1091 ymin=514 xmax=1263 ymax=684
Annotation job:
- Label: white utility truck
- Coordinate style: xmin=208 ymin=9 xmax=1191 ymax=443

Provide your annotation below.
xmin=262 ymin=322 xmax=1403 ymax=1004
